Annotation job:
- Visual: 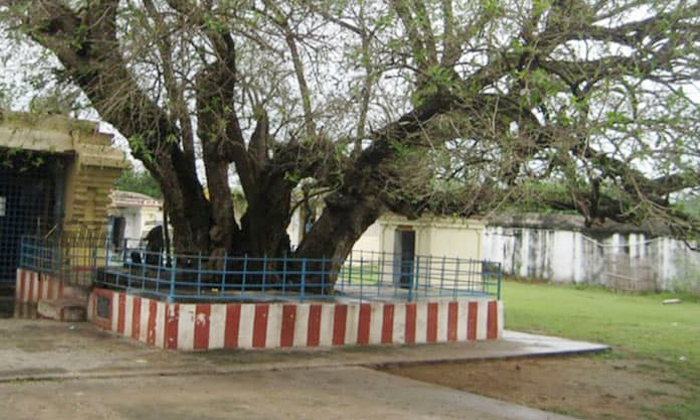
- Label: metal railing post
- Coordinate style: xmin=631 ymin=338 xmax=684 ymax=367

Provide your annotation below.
xmin=347 ymin=252 xmax=353 ymax=287
xmin=156 ymin=252 xmax=162 ymax=293
xmin=497 ymin=262 xmax=502 ymax=300
xmin=416 ymin=256 xmax=422 ymax=299
xmin=300 ymin=258 xmax=307 ymax=302
xmin=281 ymin=254 xmax=288 ymax=295
xmin=220 ymin=254 xmax=227 ymax=296
xmin=380 ymin=251 xmax=386 ymax=292
xmin=57 ymin=241 xmax=63 ymax=281
xmin=262 ymin=254 xmax=267 ymax=293
xmin=197 ymin=252 xmax=203 ymax=296
xmin=359 ymin=255 xmax=364 ymax=303
xmin=376 ymin=253 xmax=381 ymax=297
xmin=454 ymin=258 xmax=460 ymax=296
xmin=242 ymin=255 xmax=248 ymax=298
xmin=320 ymin=257 xmax=326 ymax=295
xmin=169 ymin=255 xmax=177 ymax=302
xmin=128 ymin=258 xmax=134 ymax=291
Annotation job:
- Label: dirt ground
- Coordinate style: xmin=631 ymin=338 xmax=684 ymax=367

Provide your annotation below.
xmin=383 ymin=356 xmax=686 ymax=420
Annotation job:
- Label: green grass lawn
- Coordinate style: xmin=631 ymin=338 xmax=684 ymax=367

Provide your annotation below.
xmin=502 ymin=280 xmax=700 ymax=419
xmin=339 ymin=264 xmax=381 ymax=284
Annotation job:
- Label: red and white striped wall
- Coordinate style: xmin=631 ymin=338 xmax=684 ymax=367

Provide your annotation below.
xmin=88 ymin=287 xmax=503 ymax=351
xmin=15 ymin=268 xmax=65 ymax=304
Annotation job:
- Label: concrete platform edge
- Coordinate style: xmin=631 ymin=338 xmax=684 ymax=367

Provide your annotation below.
xmin=0 ymin=330 xmax=610 ymax=383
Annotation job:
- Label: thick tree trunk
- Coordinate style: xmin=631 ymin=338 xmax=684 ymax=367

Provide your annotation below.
xmin=293 ymin=142 xmax=389 ymax=291
xmin=240 ymin=173 xmax=294 ymax=257
xmin=151 ymin=152 xmax=211 ymax=255
xmin=292 ymin=193 xmax=383 ymax=293
xmin=294 ymin=195 xmax=382 ymax=261
xmin=201 ymin=152 xmax=237 ymax=252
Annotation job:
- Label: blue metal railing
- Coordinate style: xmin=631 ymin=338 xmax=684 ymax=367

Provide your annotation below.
xmin=19 ymin=235 xmax=106 ymax=286
xmin=19 ymin=238 xmax=60 ymax=274
xmin=19 ymin=237 xmax=501 ymax=303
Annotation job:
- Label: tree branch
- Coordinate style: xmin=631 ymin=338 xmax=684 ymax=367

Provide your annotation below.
xmin=260 ymin=0 xmax=317 ymax=141
xmin=143 ymin=0 xmax=196 ymax=175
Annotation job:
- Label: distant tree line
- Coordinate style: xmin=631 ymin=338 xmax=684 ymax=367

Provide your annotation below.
xmin=114 ymin=167 xmax=162 ymax=199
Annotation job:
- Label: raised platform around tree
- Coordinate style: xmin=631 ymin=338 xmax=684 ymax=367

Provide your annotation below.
xmin=87 ymin=287 xmax=503 ymax=351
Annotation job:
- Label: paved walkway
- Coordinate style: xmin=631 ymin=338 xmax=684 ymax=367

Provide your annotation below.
xmin=1 ymin=367 xmax=582 ymax=420
xmin=0 ymin=319 xmax=608 ymax=381
xmin=0 ymin=318 xmax=608 ymax=420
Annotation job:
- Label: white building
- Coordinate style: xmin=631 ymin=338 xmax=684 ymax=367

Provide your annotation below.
xmin=108 ymin=190 xmax=163 ymax=250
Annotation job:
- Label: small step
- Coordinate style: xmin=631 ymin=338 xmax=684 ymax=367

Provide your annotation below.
xmin=37 ymin=298 xmax=87 ymax=322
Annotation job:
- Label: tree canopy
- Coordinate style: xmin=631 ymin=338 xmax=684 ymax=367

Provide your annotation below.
xmin=1 ymin=0 xmax=699 ymax=268
xmin=114 ymin=167 xmax=163 ymax=199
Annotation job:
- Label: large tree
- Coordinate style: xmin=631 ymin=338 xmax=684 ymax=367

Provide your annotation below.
xmin=2 ymin=0 xmax=699 ymax=275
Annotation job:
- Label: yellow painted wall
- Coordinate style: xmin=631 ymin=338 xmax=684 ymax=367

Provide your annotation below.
xmin=64 ymin=165 xmax=124 ymax=238
xmin=352 ymin=221 xmax=381 ymax=254
xmin=357 ymin=214 xmax=484 ymax=260
xmin=349 ymin=214 xmax=485 ymax=288
xmin=424 ymin=224 xmax=483 ymax=260
xmin=287 ymin=202 xmax=484 ymax=261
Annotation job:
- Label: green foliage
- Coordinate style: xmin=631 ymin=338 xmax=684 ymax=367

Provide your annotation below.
xmin=498 ymin=180 xmax=576 ymax=214
xmin=114 ymin=167 xmax=162 ymax=198
xmin=0 ymin=147 xmax=48 ymax=171
xmin=127 ymin=134 xmax=154 ymax=163
xmin=27 ymin=86 xmax=84 ymax=116
xmin=676 ymin=196 xmax=700 ymax=220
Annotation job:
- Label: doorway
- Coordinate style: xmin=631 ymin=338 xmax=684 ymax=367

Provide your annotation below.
xmin=110 ymin=216 xmax=126 ymax=252
xmin=393 ymin=228 xmax=415 ymax=289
